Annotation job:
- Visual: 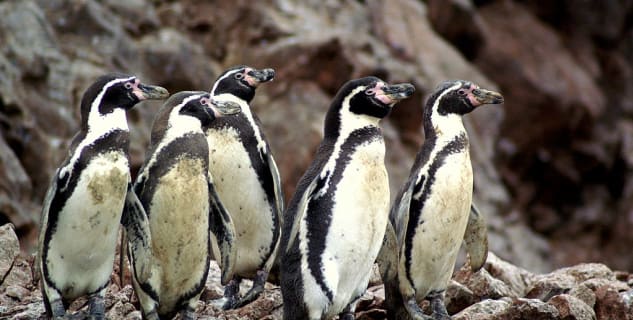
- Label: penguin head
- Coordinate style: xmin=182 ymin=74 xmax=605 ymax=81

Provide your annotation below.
xmin=427 ymin=80 xmax=504 ymax=117
xmin=80 ymin=73 xmax=169 ymax=121
xmin=151 ymin=91 xmax=241 ymax=143
xmin=210 ymin=65 xmax=275 ymax=103
xmin=327 ymin=76 xmax=414 ymax=121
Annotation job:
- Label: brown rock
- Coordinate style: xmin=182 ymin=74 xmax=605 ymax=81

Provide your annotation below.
xmin=548 ymin=294 xmax=596 ymax=320
xmin=594 ymin=284 xmax=632 ymax=320
xmin=445 ymin=280 xmax=478 ymax=315
xmin=454 ymin=265 xmax=518 ymax=299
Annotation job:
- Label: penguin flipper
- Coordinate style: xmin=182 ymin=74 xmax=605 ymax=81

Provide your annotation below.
xmin=376 ymin=219 xmax=399 ymax=282
xmin=207 ymin=180 xmax=237 ymax=285
xmin=35 ymin=169 xmax=60 ymax=287
xmin=284 ymin=175 xmax=320 ymax=253
xmin=463 ymin=203 xmax=488 ymax=272
xmin=262 ymin=151 xmax=284 ymax=273
xmin=121 ymin=184 xmax=153 ymax=284
xmin=392 ymin=181 xmax=414 ymax=247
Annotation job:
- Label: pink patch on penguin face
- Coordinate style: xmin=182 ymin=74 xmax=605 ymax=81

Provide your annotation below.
xmin=244 ymin=68 xmax=260 ymax=87
xmin=374 ymin=82 xmax=395 ymax=105
xmin=465 ymin=84 xmax=482 ymax=107
xmin=130 ymin=79 xmax=146 ymax=100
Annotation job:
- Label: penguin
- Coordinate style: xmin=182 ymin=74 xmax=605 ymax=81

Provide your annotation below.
xmin=129 ymin=91 xmax=240 ymax=320
xmin=36 ymin=73 xmax=169 ymax=319
xmin=279 ymin=76 xmax=415 ymax=320
xmin=206 ymin=65 xmax=283 ymax=309
xmin=376 ymin=80 xmax=503 ymax=320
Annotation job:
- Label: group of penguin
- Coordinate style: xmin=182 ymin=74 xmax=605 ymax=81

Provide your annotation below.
xmin=35 ymin=65 xmax=503 ymax=320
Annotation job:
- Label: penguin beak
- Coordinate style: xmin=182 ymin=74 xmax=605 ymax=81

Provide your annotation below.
xmin=134 ymin=82 xmax=170 ymax=101
xmin=209 ymin=99 xmax=241 ymax=117
xmin=377 ymin=83 xmax=415 ymax=105
xmin=245 ymin=68 xmax=275 ymax=86
xmin=469 ymin=88 xmax=504 ymax=106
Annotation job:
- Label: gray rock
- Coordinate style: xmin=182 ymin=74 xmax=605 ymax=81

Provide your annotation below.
xmin=502 ymin=298 xmax=561 ymax=320
xmin=484 ymin=251 xmax=535 ymax=297
xmin=569 ymin=283 xmax=597 ymax=308
xmin=452 ymin=298 xmax=511 ymax=320
xmin=4 ymin=285 xmax=30 ymax=301
xmin=0 ymin=223 xmax=20 ymax=285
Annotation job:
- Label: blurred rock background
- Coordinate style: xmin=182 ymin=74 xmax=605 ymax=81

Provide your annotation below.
xmin=0 ymin=0 xmax=632 ymax=295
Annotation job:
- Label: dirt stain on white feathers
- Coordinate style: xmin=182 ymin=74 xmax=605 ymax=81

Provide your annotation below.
xmin=149 ymin=157 xmax=209 ymax=313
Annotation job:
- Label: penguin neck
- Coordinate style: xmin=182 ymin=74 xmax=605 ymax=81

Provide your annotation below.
xmin=161 ymin=109 xmax=205 ymax=146
xmin=82 ymin=104 xmax=129 ymax=137
xmin=139 ymin=112 xmax=204 ymax=183
xmin=324 ymin=92 xmax=382 ymax=142
xmin=423 ymin=111 xmax=466 ymax=144
xmin=212 ymin=92 xmax=268 ymax=154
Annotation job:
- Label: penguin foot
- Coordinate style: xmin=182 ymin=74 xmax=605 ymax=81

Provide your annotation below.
xmin=49 ymin=298 xmax=66 ymax=318
xmin=429 ymin=292 xmax=450 ymax=320
xmin=222 ymin=278 xmax=242 ymax=310
xmin=339 ymin=312 xmax=355 ymax=320
xmin=144 ymin=309 xmax=160 ymax=320
xmin=179 ymin=307 xmax=196 ymax=320
xmin=230 ymin=270 xmax=268 ymax=309
xmin=88 ymin=293 xmax=105 ymax=320
xmin=404 ymin=298 xmax=434 ymax=320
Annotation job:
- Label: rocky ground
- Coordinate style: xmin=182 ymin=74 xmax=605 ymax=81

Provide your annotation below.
xmin=2 ymin=0 xmax=633 ymax=319
xmin=2 ymin=224 xmax=632 ymax=319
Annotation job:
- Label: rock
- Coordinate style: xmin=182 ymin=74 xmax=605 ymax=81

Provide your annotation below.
xmin=452 ymin=298 xmax=511 ymax=320
xmin=502 ymin=298 xmax=560 ymax=320
xmin=484 ymin=252 xmax=535 ymax=297
xmin=525 ymin=263 xmax=616 ymax=302
xmin=0 ymin=224 xmax=20 ymax=285
xmin=105 ymin=301 xmax=136 ymax=319
xmin=445 ymin=280 xmax=478 ymax=315
xmin=558 ymin=263 xmax=615 ymax=282
xmin=4 ymin=285 xmax=30 ymax=301
xmin=594 ymin=284 xmax=632 ymax=320
xmin=568 ymin=283 xmax=597 ymax=308
xmin=526 ymin=273 xmax=577 ymax=301
xmin=548 ymin=294 xmax=596 ymax=320
xmin=454 ymin=265 xmax=518 ymax=299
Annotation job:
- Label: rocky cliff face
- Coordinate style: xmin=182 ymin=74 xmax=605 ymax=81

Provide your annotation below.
xmin=0 ymin=0 xmax=632 ymax=317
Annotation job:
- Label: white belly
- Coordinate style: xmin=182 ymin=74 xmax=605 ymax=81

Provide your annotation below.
xmin=207 ymin=127 xmax=275 ymax=276
xmin=148 ymin=158 xmax=209 ymax=313
xmin=401 ymin=151 xmax=473 ymax=299
xmin=46 ymin=151 xmax=128 ymax=299
xmin=304 ymin=140 xmax=390 ymax=317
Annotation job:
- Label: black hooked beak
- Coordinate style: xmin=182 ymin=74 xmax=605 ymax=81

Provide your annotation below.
xmin=136 ymin=83 xmax=170 ymax=100
xmin=471 ymin=88 xmax=504 ymax=105
xmin=382 ymin=83 xmax=415 ymax=101
xmin=209 ymin=99 xmax=241 ymax=117
xmin=247 ymin=68 xmax=275 ymax=84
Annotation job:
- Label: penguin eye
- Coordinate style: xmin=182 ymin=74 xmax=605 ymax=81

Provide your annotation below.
xmin=200 ymin=97 xmax=209 ymax=105
xmin=457 ymin=89 xmax=466 ymax=96
xmin=365 ymin=89 xmax=376 ymax=96
xmin=124 ymin=82 xmax=133 ymax=89
xmin=234 ymin=73 xmax=245 ymax=80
